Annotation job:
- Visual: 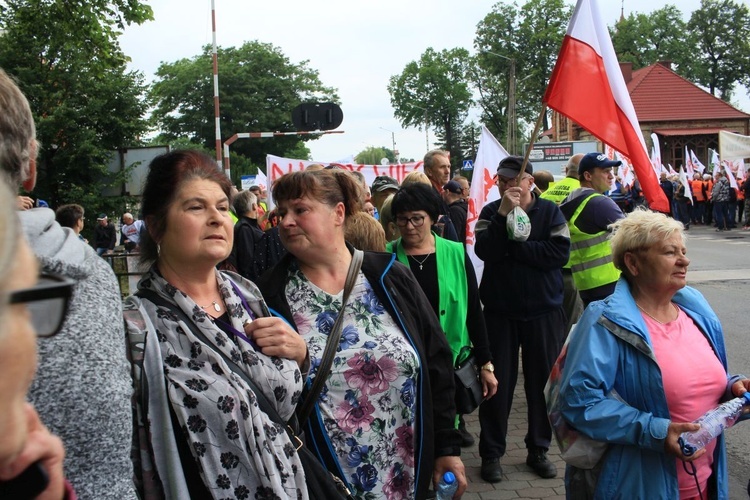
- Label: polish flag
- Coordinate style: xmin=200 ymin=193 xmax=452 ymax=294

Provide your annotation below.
xmin=544 ymin=0 xmax=669 ymax=212
xmin=466 ymin=125 xmax=506 ymax=285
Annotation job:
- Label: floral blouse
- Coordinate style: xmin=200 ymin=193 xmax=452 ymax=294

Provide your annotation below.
xmin=286 ymin=266 xmax=420 ymax=499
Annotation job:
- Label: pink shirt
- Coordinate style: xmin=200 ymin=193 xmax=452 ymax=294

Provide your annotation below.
xmin=643 ymin=306 xmax=727 ymax=499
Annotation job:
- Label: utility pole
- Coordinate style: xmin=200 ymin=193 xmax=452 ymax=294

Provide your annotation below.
xmin=211 ymin=0 xmax=223 ymax=175
xmin=380 ymin=127 xmax=398 ymax=162
xmin=413 ymin=105 xmax=430 ymax=152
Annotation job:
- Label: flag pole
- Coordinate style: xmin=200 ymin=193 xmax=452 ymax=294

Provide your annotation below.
xmin=516 ymin=102 xmax=548 ymax=183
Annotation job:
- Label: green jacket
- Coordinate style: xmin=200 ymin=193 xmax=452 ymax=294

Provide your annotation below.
xmin=387 ymin=234 xmax=470 ymax=364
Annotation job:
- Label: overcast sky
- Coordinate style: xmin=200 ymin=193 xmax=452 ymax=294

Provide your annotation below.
xmin=120 ymin=0 xmax=746 ymax=164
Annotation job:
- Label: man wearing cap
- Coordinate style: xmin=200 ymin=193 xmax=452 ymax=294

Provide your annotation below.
xmin=370 ymin=175 xmax=400 ymax=214
xmin=475 ymin=156 xmax=570 ymax=482
xmin=94 ymin=213 xmax=117 ymax=256
xmin=559 ymin=152 xmax=624 ymax=307
xmin=442 ymin=180 xmax=467 ymax=245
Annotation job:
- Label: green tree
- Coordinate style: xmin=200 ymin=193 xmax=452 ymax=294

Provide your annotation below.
xmin=683 ymin=0 xmax=750 ymax=100
xmin=355 ymin=146 xmax=395 ymax=165
xmin=473 ymin=0 xmax=571 ymax=147
xmin=611 ymin=6 xmax=692 ymax=70
xmin=149 ymin=41 xmax=337 ymax=177
xmin=387 ymin=47 xmax=472 ymax=168
xmin=0 ymin=0 xmax=153 ymax=211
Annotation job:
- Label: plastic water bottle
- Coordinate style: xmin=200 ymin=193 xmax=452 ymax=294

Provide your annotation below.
xmin=679 ymin=392 xmax=750 ymax=456
xmin=435 ymin=471 xmax=458 ymax=500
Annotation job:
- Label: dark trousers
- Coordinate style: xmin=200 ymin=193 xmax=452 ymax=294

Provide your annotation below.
xmin=478 ymin=308 xmax=566 ymax=458
xmin=690 ymin=201 xmax=704 ymax=224
xmin=562 ymin=271 xmax=583 ymax=337
xmin=714 ymin=201 xmax=729 ymax=229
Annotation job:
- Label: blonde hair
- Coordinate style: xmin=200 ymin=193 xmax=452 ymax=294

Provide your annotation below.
xmin=379 ymin=193 xmax=398 ymax=241
xmin=345 ymin=211 xmax=387 ymax=252
xmin=401 ymin=171 xmax=431 ymax=187
xmin=609 ymin=208 xmax=686 ymax=276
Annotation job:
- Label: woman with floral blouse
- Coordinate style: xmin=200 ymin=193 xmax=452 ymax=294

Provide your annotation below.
xmin=256 ymin=169 xmax=466 ymax=499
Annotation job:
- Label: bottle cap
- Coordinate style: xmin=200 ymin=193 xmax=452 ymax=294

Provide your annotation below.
xmin=443 ymin=471 xmax=456 ymax=484
xmin=742 ymin=392 xmax=750 ymax=404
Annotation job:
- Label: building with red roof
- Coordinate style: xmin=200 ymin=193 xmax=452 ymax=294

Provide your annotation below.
xmin=548 ymin=61 xmax=750 ymax=167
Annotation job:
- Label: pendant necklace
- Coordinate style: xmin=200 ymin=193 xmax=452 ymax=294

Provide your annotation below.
xmin=636 ymin=302 xmax=678 ymax=324
xmin=409 ymin=252 xmax=433 ymax=271
xmin=200 ymin=301 xmax=222 ymax=313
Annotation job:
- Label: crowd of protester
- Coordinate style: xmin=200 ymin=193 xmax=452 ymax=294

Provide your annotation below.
xmin=2 ymin=64 xmax=749 ymax=500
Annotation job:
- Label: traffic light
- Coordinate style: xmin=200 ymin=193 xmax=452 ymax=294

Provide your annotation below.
xmin=292 ymin=102 xmax=343 ymax=131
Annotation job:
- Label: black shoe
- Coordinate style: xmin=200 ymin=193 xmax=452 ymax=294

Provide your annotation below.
xmin=526 ymin=449 xmax=557 ymax=478
xmin=457 ymin=426 xmax=475 ymax=447
xmin=480 ymin=458 xmax=503 ymax=483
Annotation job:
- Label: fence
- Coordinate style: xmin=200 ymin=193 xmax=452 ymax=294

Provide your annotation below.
xmin=102 ymin=252 xmax=146 ymax=298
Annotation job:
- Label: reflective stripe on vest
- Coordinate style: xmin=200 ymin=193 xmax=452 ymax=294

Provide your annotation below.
xmin=540 ymin=177 xmax=580 ymax=205
xmin=567 ymin=193 xmax=620 ymax=291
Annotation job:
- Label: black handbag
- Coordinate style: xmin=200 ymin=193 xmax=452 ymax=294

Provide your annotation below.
xmin=454 ymin=354 xmax=484 ymax=414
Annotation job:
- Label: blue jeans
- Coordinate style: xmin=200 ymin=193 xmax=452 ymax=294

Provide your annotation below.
xmin=714 ymin=201 xmax=729 ymax=229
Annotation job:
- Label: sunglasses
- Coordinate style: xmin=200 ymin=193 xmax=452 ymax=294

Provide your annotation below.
xmin=9 ymin=273 xmax=75 ymax=337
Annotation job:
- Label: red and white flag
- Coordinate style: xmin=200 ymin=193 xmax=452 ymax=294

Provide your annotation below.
xmin=466 ymin=125 xmax=506 ymax=285
xmin=684 ymin=146 xmax=695 ymax=178
xmin=689 ymin=150 xmax=706 ymax=174
xmin=544 ymin=0 xmax=669 ymax=212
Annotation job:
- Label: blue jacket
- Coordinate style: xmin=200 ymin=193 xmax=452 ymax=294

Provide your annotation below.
xmin=559 ymin=278 xmax=743 ymax=499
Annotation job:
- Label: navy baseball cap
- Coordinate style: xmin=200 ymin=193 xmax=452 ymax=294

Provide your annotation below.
xmin=496 ymin=155 xmax=533 ymax=178
xmin=578 ymin=152 xmax=622 ymax=175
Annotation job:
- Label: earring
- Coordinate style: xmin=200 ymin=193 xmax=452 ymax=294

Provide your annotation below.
xmin=157 ymin=243 xmax=161 ymax=256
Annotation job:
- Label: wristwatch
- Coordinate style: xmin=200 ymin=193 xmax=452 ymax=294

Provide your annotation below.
xmin=480 ymin=362 xmax=495 ymax=373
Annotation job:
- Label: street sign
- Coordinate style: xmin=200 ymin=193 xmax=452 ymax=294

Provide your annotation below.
xmin=462 ymin=160 xmax=474 ymax=170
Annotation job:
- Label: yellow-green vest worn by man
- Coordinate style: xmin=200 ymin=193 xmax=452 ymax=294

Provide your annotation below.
xmin=567 ymin=193 xmax=620 ymax=292
xmin=540 ymin=176 xmax=580 ymax=205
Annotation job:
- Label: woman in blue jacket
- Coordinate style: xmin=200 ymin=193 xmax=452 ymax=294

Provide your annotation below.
xmin=558 ymin=209 xmax=749 ymax=499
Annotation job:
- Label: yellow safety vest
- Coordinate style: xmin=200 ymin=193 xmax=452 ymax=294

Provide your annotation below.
xmin=540 ymin=177 xmax=580 ymax=205
xmin=567 ymin=193 xmax=620 ymax=291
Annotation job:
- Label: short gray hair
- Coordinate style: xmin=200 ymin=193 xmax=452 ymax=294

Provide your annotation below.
xmin=0 ymin=180 xmax=21 ymax=319
xmin=423 ymin=149 xmax=449 ymax=172
xmin=609 ymin=208 xmax=686 ymax=276
xmin=0 ymin=69 xmax=36 ymax=187
xmin=233 ymin=190 xmax=257 ymax=216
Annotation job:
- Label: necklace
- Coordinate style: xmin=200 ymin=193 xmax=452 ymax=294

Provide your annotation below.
xmin=200 ymin=301 xmax=222 ymax=313
xmin=636 ymin=302 xmax=678 ymax=324
xmin=408 ymin=252 xmax=433 ymax=271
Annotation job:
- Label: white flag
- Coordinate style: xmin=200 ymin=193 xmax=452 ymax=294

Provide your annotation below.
xmin=710 ymin=149 xmax=720 ymax=172
xmin=722 ymin=161 xmax=739 ymax=190
xmin=467 ymin=126 xmax=507 ymax=285
xmin=651 ymin=133 xmax=663 ymax=176
xmin=690 ymin=149 xmax=706 ymax=174
xmin=679 ymin=167 xmax=692 ymax=204
xmin=684 ymin=146 xmax=694 ymax=178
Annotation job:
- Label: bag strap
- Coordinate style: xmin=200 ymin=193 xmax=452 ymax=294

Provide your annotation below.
xmin=296 ymin=249 xmax=363 ymax=423
xmin=134 ymin=289 xmax=297 ymax=443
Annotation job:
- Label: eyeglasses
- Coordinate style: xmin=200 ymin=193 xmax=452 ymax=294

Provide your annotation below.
xmin=496 ymin=175 xmax=532 ymax=186
xmin=395 ymin=215 xmax=426 ymax=228
xmin=8 ymin=273 xmax=74 ymax=337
